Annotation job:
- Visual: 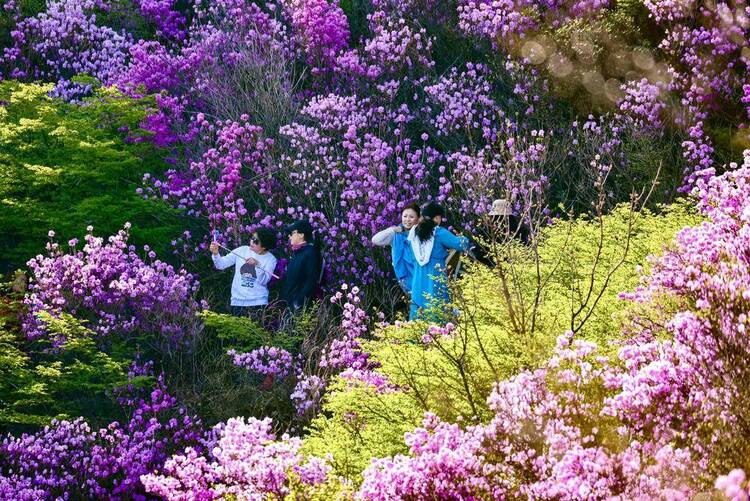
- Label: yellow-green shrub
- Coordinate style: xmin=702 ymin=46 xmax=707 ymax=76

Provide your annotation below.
xmin=300 ymin=200 xmax=701 ymax=487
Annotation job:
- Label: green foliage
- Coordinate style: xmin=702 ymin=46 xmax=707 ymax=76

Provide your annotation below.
xmin=201 ymin=310 xmax=300 ymax=353
xmin=339 ymin=0 xmax=372 ymax=45
xmin=367 ymin=318 xmax=547 ymax=423
xmin=616 ymin=132 xmax=686 ymax=205
xmin=167 ymin=311 xmax=302 ymax=428
xmin=168 ymin=339 xmax=298 ymax=429
xmin=302 ymin=379 xmax=423 ymax=483
xmin=707 ymin=123 xmax=750 ymax=167
xmin=285 ymin=469 xmax=354 ymax=500
xmin=531 ymin=200 xmax=701 ymax=348
xmin=301 ymin=201 xmax=701 ymax=486
xmin=0 ymin=81 xmax=183 ymax=273
xmin=96 ymin=0 xmax=162 ymax=41
xmin=0 ymin=287 xmax=34 ymax=431
xmin=0 ymin=285 xmax=132 ymax=434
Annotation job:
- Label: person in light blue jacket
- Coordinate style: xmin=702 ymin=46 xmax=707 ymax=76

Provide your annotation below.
xmin=408 ymin=202 xmax=470 ymax=320
xmin=371 ymin=202 xmax=420 ymax=293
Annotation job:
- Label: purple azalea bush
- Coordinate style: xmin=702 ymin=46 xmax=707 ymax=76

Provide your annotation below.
xmin=620 ymin=0 xmax=749 ymax=189
xmin=3 ymin=0 xmax=750 ymax=498
xmin=0 ymin=364 xmax=204 ymax=500
xmin=1 ymin=0 xmax=132 ymax=83
xmin=230 ymin=346 xmax=295 ymax=379
xmin=140 ymin=416 xmax=330 ymax=499
xmin=23 ymin=225 xmax=202 ymax=347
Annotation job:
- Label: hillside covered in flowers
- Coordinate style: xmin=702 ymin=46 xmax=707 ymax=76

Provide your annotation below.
xmin=1 ymin=0 xmax=750 ymax=498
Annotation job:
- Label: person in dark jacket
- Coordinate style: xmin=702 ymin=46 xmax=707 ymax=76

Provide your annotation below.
xmin=281 ymin=220 xmax=321 ymax=311
xmin=466 ymin=199 xmax=530 ymax=268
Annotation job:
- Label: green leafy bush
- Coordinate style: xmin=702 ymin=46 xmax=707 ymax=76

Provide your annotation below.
xmin=300 ymin=201 xmax=701 ymax=486
xmin=529 ymin=201 xmax=700 ymax=346
xmin=200 ymin=310 xmax=301 ymax=353
xmin=0 ymin=283 xmax=132 ymax=434
xmin=302 ymin=380 xmax=423 ymax=483
xmin=0 ymin=81 xmax=182 ymax=272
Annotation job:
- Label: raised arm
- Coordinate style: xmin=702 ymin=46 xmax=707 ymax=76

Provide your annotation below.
xmin=212 ymin=247 xmax=238 ymax=270
xmin=371 ymin=226 xmax=396 ymax=247
xmin=437 ymin=227 xmax=471 ymax=252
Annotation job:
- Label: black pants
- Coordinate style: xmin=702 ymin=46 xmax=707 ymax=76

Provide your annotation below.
xmin=230 ymin=305 xmax=265 ymax=320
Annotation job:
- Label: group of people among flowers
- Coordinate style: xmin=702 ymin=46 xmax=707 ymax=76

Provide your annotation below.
xmin=209 ymin=220 xmax=321 ymax=320
xmin=211 ymin=199 xmax=522 ymax=322
xmin=372 ymin=201 xmax=469 ymax=319
xmin=372 ymin=198 xmax=526 ymax=320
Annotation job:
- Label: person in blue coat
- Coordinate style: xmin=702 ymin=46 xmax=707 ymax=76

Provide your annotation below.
xmin=371 ymin=202 xmax=420 ymax=293
xmin=407 ymin=202 xmax=470 ymax=320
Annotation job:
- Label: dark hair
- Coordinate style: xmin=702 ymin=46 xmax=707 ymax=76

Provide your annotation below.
xmin=287 ymin=220 xmax=314 ymax=242
xmin=255 ymin=227 xmax=276 ymax=250
xmin=421 ymin=201 xmax=445 ymax=219
xmin=415 ymin=201 xmax=445 ymax=242
xmin=401 ymin=202 xmax=420 ymax=217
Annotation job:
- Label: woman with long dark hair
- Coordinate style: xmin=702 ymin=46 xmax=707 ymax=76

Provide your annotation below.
xmin=371 ymin=202 xmax=420 ymax=293
xmin=407 ymin=202 xmax=470 ymax=320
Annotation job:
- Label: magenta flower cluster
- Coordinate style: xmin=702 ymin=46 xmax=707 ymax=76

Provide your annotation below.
xmin=229 ymin=346 xmax=295 ymax=379
xmin=23 ymin=225 xmax=202 ymax=347
xmin=293 ymin=284 xmax=387 ymax=416
xmin=623 ymin=0 xmax=750 ymax=189
xmin=141 ymin=114 xmax=275 ymax=239
xmin=424 ymin=63 xmax=501 ymax=142
xmin=290 ymin=374 xmax=325 ymax=416
xmin=136 ymin=0 xmax=187 ymax=40
xmin=420 ymin=321 xmax=456 ymax=344
xmin=617 ymin=78 xmax=666 ymax=131
xmin=0 ymin=368 xmax=203 ymax=500
xmin=119 ymin=0 xmax=293 ymax=146
xmin=140 ymin=416 xmax=330 ymax=499
xmin=339 ymin=367 xmax=397 ymax=393
xmin=279 ymin=0 xmax=350 ymax=75
xmin=47 ymin=77 xmax=95 ymax=103
xmin=320 ymin=285 xmax=374 ymax=371
xmin=458 ymin=0 xmax=540 ymax=46
xmin=716 ymin=469 xmax=749 ymax=501
xmin=642 ymin=0 xmax=694 ymax=22
xmin=613 ymin=149 xmax=750 ymax=468
xmin=1 ymin=0 xmax=132 ymax=84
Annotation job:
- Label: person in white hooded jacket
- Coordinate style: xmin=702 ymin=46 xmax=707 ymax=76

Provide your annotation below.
xmin=210 ymin=227 xmax=278 ymax=317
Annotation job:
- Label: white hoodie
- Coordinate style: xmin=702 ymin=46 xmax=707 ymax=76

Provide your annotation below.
xmin=212 ymin=246 xmax=277 ymax=306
